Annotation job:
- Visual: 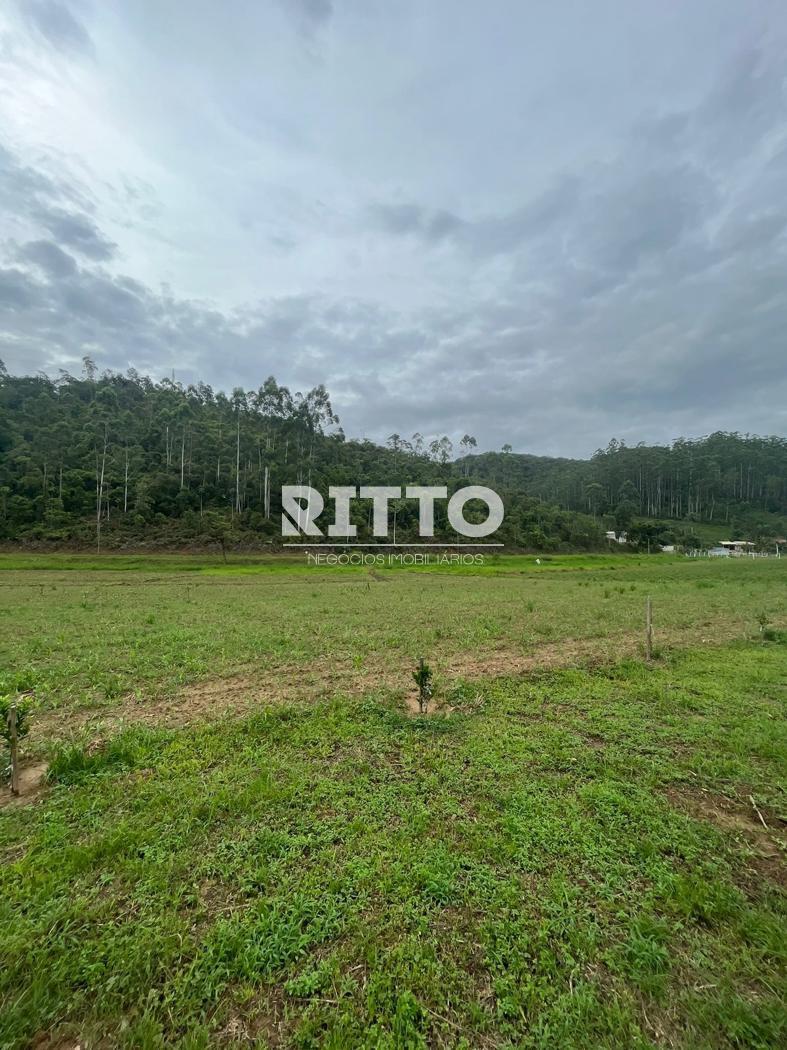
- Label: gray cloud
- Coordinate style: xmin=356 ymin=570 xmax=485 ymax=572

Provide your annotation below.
xmin=1 ymin=3 xmax=786 ymax=455
xmin=34 ymin=207 xmax=116 ymax=260
xmin=19 ymin=0 xmax=93 ymax=54
xmin=0 ymin=143 xmax=53 ymax=203
xmin=369 ymin=163 xmax=716 ymax=284
xmin=293 ymin=0 xmax=333 ymax=25
xmin=17 ymin=239 xmax=78 ymax=277
xmin=368 ymin=202 xmax=465 ymax=242
xmin=279 ymin=0 xmax=333 ymax=37
xmin=0 ymin=267 xmax=36 ymax=310
xmin=368 ymin=178 xmax=582 ymax=257
xmin=0 ymin=143 xmax=112 ymax=260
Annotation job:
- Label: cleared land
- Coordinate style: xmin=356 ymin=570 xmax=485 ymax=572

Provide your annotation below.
xmin=0 ymin=554 xmax=785 ymax=1049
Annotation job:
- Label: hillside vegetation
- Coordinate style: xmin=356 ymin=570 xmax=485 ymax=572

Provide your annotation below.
xmin=1 ymin=361 xmax=785 ymax=550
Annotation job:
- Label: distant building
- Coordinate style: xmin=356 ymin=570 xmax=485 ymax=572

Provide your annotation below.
xmin=605 ymin=530 xmax=627 ymax=544
xmin=708 ymin=546 xmax=730 ymax=557
xmin=719 ymin=540 xmax=755 ymax=554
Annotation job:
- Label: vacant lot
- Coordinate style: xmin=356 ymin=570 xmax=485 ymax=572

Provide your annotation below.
xmin=0 ymin=554 xmax=784 ymax=729
xmin=0 ymin=554 xmax=785 ymax=1048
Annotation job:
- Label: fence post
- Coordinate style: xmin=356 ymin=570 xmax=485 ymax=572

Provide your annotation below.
xmin=9 ymin=706 xmax=19 ymax=795
xmin=645 ymin=596 xmax=653 ymax=661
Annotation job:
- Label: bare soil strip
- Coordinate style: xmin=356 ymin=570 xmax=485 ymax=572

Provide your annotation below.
xmin=27 ymin=623 xmax=762 ymax=746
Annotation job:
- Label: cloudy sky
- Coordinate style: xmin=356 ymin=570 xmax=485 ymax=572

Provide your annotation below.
xmin=1 ymin=1 xmax=786 ymax=456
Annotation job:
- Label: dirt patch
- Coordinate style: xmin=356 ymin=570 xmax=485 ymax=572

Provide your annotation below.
xmin=0 ymin=760 xmax=49 ymax=810
xmin=402 ymin=691 xmax=454 ymax=716
xmin=580 ymin=733 xmax=606 ymax=750
xmin=224 ymin=985 xmax=291 ymax=1048
xmin=31 ymin=673 xmax=267 ymax=743
xmin=154 ymin=674 xmax=269 ymax=724
xmin=29 ymin=1034 xmax=85 ymax=1050
xmin=24 ymin=624 xmax=772 ymax=745
xmin=404 ymin=692 xmax=425 ymax=715
xmin=664 ymin=786 xmax=786 ymax=889
xmin=443 ymin=637 xmax=616 ymax=679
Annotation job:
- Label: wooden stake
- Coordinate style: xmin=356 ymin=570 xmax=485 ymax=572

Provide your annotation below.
xmin=9 ymin=705 xmax=19 ymax=795
xmin=645 ymin=595 xmax=653 ymax=661
xmin=749 ymin=795 xmax=768 ymax=829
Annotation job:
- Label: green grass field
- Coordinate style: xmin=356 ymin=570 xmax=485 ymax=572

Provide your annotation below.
xmin=0 ymin=554 xmax=785 ymax=1048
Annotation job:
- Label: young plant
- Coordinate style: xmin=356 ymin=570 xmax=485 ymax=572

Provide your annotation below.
xmin=1 ymin=694 xmax=32 ymax=795
xmin=413 ymin=658 xmax=433 ymax=715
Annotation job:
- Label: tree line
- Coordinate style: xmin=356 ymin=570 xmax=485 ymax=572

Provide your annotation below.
xmin=464 ymin=434 xmax=787 ymax=538
xmin=1 ymin=360 xmax=784 ymax=550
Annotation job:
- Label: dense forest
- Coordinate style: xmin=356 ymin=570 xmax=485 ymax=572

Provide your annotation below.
xmin=1 ymin=360 xmax=785 ymax=551
xmin=465 ymin=434 xmax=787 ymax=543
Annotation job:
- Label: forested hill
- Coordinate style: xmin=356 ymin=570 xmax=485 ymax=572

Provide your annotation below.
xmin=1 ymin=362 xmax=785 ymax=550
xmin=462 ymin=434 xmax=787 ymax=525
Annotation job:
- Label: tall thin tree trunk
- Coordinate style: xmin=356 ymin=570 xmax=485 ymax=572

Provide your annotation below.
xmin=124 ymin=444 xmax=129 ymax=513
xmin=235 ymin=415 xmax=241 ymax=514
xmin=96 ymin=424 xmax=107 ymax=553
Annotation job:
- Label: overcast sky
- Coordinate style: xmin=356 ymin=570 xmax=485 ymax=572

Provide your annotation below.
xmin=1 ymin=1 xmax=786 ymax=456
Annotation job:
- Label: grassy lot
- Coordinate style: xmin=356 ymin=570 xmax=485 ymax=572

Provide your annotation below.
xmin=0 ymin=555 xmax=785 ymax=1048
xmin=0 ymin=551 xmax=649 ymax=574
xmin=0 ymin=554 xmax=784 ymax=723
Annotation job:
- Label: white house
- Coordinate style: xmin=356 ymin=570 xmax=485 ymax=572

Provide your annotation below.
xmin=719 ymin=540 xmax=755 ymax=554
